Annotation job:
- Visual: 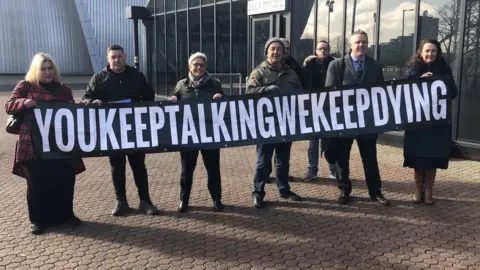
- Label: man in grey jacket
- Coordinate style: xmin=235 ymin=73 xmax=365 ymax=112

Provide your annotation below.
xmin=324 ymin=30 xmax=390 ymax=206
xmin=246 ymin=37 xmax=303 ymax=208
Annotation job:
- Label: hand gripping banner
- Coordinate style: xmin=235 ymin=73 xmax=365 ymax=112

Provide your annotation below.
xmin=29 ymin=78 xmax=452 ymax=159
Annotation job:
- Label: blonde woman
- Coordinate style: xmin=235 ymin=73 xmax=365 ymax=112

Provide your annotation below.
xmin=5 ymin=53 xmax=85 ymax=235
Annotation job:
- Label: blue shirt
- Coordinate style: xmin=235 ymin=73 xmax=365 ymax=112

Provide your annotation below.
xmin=350 ymin=54 xmax=365 ymax=73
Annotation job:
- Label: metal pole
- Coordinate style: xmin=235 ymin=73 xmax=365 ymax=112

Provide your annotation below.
xmin=400 ymin=10 xmax=405 ymax=76
xmin=313 ymin=0 xmax=318 ymax=53
xmin=133 ymin=19 xmax=139 ymax=69
xmin=229 ymin=0 xmax=233 ymax=93
xmin=342 ymin=0 xmax=347 ymax=55
xmin=413 ymin=0 xmax=421 ymax=51
xmin=238 ymin=74 xmax=242 ymax=95
xmin=328 ymin=10 xmax=331 ymax=42
xmin=174 ymin=0 xmax=178 ymax=81
xmin=351 ymin=0 xmax=357 ymax=33
xmin=374 ymin=0 xmax=381 ymax=60
xmin=163 ymin=0 xmax=167 ymax=95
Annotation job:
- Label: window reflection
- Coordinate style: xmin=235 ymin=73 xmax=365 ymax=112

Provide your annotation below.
xmin=202 ymin=6 xmax=215 ymax=69
xmin=155 ymin=15 xmax=167 ymax=95
xmin=232 ymin=0 xmax=247 ymax=77
xmin=459 ymin=0 xmax=480 ymax=143
xmin=346 ymin=0 xmax=377 ymax=57
xmin=301 ymin=0 xmax=345 ymax=58
xmin=166 ymin=14 xmax=176 ymax=94
xmin=189 ymin=8 xmax=200 ymax=53
xmin=177 ymin=11 xmax=188 ymax=79
xmin=378 ymin=2 xmax=417 ymax=79
xmin=216 ymin=3 xmax=230 ymax=73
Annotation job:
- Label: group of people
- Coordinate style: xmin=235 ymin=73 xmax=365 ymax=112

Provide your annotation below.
xmin=5 ymin=29 xmax=457 ymax=235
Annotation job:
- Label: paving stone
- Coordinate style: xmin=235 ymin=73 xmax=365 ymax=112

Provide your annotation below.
xmin=0 ymin=90 xmax=479 ymax=269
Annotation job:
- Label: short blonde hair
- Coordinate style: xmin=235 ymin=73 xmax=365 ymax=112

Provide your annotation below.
xmin=25 ymin=53 xmax=61 ymax=85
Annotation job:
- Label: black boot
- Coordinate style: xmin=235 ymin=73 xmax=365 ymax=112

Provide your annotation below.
xmin=253 ymin=196 xmax=265 ymax=209
xmin=112 ymin=200 xmax=130 ymax=216
xmin=30 ymin=224 xmax=45 ymax=235
xmin=66 ymin=216 xmax=82 ymax=227
xmin=138 ymin=200 xmax=160 ymax=215
xmin=178 ymin=201 xmax=189 ymax=213
xmin=213 ymin=201 xmax=224 ymax=211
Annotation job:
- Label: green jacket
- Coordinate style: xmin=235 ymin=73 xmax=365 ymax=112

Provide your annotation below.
xmin=245 ymin=60 xmax=302 ymax=95
xmin=172 ymin=75 xmax=225 ymax=101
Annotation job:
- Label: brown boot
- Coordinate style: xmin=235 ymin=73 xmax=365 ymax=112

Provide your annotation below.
xmin=413 ymin=169 xmax=425 ymax=204
xmin=424 ymin=169 xmax=437 ymax=205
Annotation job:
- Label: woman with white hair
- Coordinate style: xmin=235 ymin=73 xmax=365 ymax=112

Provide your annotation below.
xmin=5 ymin=53 xmax=85 ymax=235
xmin=169 ymin=52 xmax=225 ymax=213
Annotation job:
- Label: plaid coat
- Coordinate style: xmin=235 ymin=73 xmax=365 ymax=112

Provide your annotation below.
xmin=5 ymin=80 xmax=86 ymax=178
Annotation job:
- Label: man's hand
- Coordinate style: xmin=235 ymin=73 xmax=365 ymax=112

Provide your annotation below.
xmin=81 ymin=99 xmax=91 ymax=106
xmin=92 ymin=99 xmax=103 ymax=106
xmin=263 ymin=85 xmax=280 ymax=94
xmin=213 ymin=93 xmax=223 ymax=100
xmin=169 ymin=96 xmax=178 ymax=102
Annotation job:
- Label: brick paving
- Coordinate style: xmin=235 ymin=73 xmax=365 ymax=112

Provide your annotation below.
xmin=0 ymin=90 xmax=479 ymax=269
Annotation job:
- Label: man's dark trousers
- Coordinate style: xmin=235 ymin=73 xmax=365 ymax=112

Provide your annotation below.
xmin=253 ymin=142 xmax=292 ymax=199
xmin=336 ymin=134 xmax=381 ymax=195
xmin=109 ymin=153 xmax=151 ymax=202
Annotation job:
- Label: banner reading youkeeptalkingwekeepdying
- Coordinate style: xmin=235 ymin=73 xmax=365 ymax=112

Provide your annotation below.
xmin=30 ymin=78 xmax=451 ymax=159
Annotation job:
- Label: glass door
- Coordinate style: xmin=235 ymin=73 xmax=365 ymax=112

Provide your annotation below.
xmin=251 ymin=16 xmax=274 ymax=70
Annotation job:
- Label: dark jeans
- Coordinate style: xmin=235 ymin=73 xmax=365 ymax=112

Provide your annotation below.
xmin=109 ymin=153 xmax=151 ymax=202
xmin=253 ymin=142 xmax=292 ymax=199
xmin=308 ymin=138 xmax=337 ymax=175
xmin=180 ymin=149 xmax=222 ymax=203
xmin=22 ymin=159 xmax=76 ymax=227
xmin=336 ymin=135 xmax=382 ymax=195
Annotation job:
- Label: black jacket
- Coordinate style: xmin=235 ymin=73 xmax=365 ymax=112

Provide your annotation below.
xmin=172 ymin=74 xmax=225 ymax=101
xmin=403 ymin=57 xmax=458 ymax=159
xmin=302 ymin=55 xmax=335 ymax=90
xmin=83 ymin=65 xmax=154 ymax=103
xmin=285 ymin=56 xmax=304 ymax=88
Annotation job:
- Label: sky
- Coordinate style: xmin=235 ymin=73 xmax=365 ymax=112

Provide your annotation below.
xmin=301 ymin=0 xmax=455 ymax=45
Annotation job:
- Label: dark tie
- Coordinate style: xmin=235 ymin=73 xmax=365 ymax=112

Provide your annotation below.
xmin=356 ymin=60 xmax=363 ymax=82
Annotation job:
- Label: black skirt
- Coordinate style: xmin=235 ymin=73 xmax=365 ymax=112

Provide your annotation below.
xmin=22 ymin=159 xmax=76 ymax=227
xmin=403 ymin=157 xmax=449 ymax=169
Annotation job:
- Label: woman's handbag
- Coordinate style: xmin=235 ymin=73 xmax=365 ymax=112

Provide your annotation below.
xmin=5 ymin=82 xmax=31 ymax=135
xmin=6 ymin=114 xmax=24 ymax=135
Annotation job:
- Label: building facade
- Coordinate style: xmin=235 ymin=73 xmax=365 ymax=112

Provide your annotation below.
xmin=0 ymin=0 xmax=145 ymax=74
xmin=143 ymin=0 xmax=480 ymax=159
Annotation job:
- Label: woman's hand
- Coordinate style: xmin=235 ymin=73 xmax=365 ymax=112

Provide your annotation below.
xmin=421 ymin=72 xmax=433 ymax=78
xmin=24 ymin=99 xmax=36 ymax=108
xmin=169 ymin=96 xmax=178 ymax=102
xmin=213 ymin=93 xmax=223 ymax=100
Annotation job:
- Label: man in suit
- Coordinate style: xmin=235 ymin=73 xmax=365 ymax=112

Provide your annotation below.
xmin=324 ymin=30 xmax=390 ymax=206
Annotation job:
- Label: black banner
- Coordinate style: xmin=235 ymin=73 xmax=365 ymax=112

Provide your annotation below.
xmin=30 ymin=78 xmax=451 ymax=159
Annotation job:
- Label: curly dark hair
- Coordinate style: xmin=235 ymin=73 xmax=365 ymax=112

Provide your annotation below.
xmin=406 ymin=39 xmax=443 ymax=68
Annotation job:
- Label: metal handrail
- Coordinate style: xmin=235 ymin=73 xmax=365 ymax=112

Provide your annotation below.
xmin=209 ymin=72 xmax=243 ymax=95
